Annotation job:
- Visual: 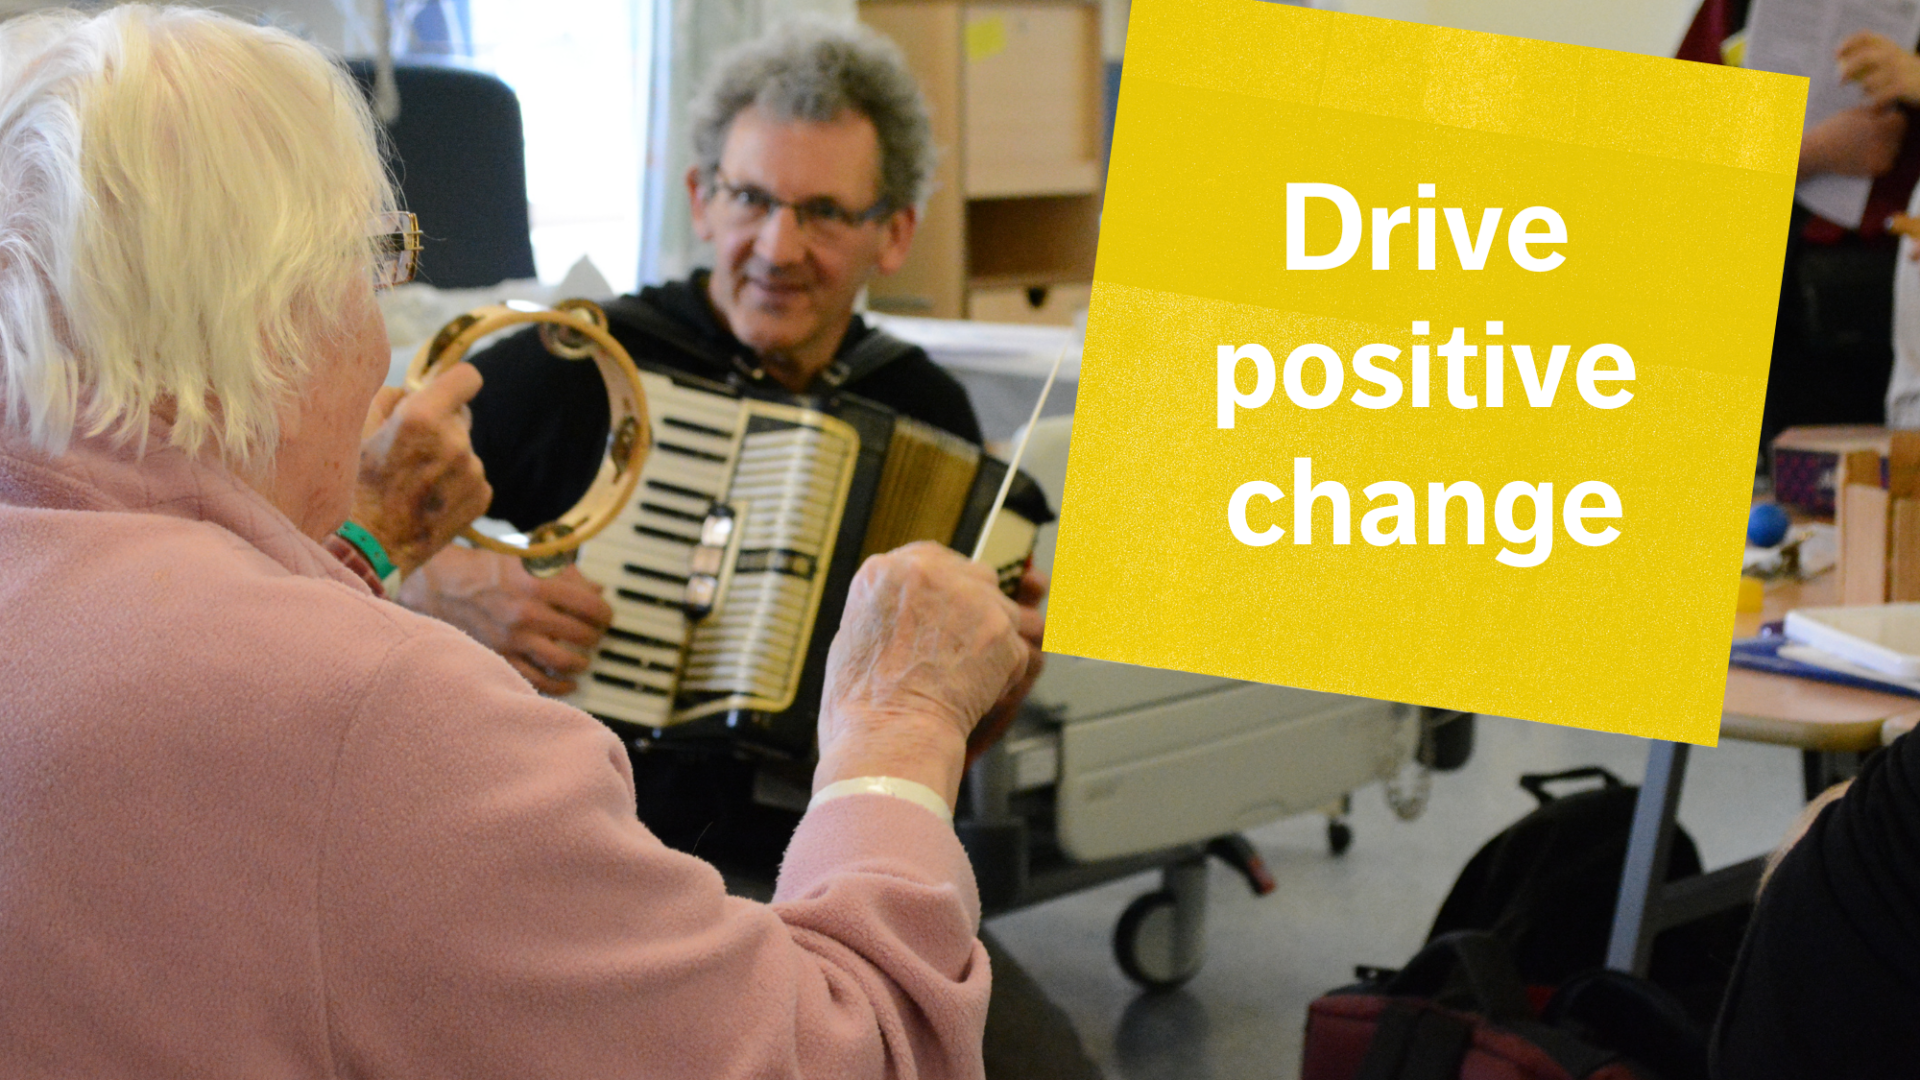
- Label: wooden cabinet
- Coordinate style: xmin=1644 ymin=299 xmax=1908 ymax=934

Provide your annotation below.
xmin=969 ymin=281 xmax=1092 ymax=325
xmin=862 ymin=0 xmax=1101 ymax=324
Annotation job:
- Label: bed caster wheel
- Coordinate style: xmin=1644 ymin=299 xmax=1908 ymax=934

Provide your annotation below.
xmin=1327 ymin=818 xmax=1353 ymax=856
xmin=1114 ymin=889 xmax=1204 ymax=991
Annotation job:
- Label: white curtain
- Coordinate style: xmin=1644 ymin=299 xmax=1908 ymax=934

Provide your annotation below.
xmin=638 ymin=0 xmax=854 ymax=284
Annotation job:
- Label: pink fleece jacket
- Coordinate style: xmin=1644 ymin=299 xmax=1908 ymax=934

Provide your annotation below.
xmin=0 ymin=429 xmax=990 ymax=1079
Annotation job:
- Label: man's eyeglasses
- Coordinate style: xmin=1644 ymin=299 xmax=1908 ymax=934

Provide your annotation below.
xmin=370 ymin=211 xmax=422 ymax=289
xmin=706 ymin=174 xmax=892 ymax=241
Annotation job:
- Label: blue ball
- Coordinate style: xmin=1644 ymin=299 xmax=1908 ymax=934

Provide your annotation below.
xmin=1748 ymin=503 xmax=1790 ymax=548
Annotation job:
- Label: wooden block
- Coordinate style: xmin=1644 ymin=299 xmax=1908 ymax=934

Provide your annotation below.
xmin=1892 ymin=498 xmax=1920 ymax=601
xmin=1839 ymin=450 xmax=1891 ymax=604
xmin=1892 ymin=432 xmax=1920 ymax=498
xmin=1890 ymin=434 xmax=1920 ymax=601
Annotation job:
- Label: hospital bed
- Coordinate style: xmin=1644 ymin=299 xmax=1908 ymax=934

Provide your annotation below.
xmin=955 ymin=411 xmax=1465 ymax=989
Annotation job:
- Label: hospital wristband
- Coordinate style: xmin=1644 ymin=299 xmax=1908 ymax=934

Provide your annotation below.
xmin=334 ymin=520 xmax=398 ymax=585
xmin=808 ymin=776 xmax=953 ymax=824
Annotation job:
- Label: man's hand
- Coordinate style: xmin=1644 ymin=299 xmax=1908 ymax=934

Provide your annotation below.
xmin=397 ymin=545 xmax=613 ymax=695
xmin=1839 ymin=31 xmax=1920 ymax=108
xmin=352 ymin=364 xmax=492 ymax=575
xmin=1799 ymin=102 xmax=1907 ymax=180
xmin=814 ymin=542 xmax=1042 ymax=810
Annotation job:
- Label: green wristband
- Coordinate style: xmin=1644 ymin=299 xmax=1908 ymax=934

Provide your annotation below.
xmin=334 ymin=520 xmax=397 ymax=582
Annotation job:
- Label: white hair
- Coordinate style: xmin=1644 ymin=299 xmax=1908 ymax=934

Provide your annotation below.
xmin=0 ymin=5 xmax=395 ymax=470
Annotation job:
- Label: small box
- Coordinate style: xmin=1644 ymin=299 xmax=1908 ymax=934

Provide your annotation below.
xmin=968 ymin=282 xmax=1091 ymax=326
xmin=1771 ymin=425 xmax=1892 ymax=515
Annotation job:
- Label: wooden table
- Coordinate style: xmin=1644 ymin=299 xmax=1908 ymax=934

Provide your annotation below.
xmin=1605 ymin=573 xmax=1920 ymax=975
xmin=1722 ymin=574 xmax=1920 ymax=748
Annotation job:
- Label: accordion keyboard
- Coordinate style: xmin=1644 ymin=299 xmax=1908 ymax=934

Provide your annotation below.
xmin=566 ymin=372 xmax=861 ymax=731
xmin=678 ymin=421 xmax=855 ymax=712
xmin=569 ymin=373 xmax=745 ymax=727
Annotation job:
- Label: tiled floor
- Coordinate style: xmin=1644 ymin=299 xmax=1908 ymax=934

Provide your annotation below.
xmin=984 ymin=714 xmax=1810 ymax=1079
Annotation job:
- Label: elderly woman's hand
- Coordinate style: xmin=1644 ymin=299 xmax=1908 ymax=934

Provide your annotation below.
xmin=351 ymin=364 xmax=492 ymax=575
xmin=964 ymin=564 xmax=1047 ymax=766
xmin=813 ymin=541 xmax=1043 ymax=810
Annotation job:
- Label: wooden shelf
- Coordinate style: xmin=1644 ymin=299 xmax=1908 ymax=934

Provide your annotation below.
xmin=967 ymin=270 xmax=1093 ymax=290
xmin=862 ymin=0 xmax=1102 ymax=322
xmin=966 ymin=161 xmax=1099 ymax=200
xmin=967 ymin=193 xmax=1098 ymax=284
xmin=969 ymin=280 xmax=1091 ymax=325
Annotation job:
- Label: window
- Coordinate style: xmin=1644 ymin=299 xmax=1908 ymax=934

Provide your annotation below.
xmin=465 ymin=0 xmax=654 ymax=292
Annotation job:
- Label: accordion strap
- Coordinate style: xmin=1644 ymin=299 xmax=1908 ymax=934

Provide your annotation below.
xmin=598 ymin=293 xmax=920 ymax=391
xmin=817 ymin=327 xmax=920 ymax=388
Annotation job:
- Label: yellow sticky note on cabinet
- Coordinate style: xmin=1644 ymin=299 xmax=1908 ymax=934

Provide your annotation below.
xmin=966 ymin=15 xmax=1007 ymax=62
xmin=1046 ymin=0 xmax=1805 ymax=745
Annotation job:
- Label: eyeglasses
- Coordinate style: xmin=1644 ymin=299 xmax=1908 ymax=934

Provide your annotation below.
xmin=706 ymin=174 xmax=892 ymax=241
xmin=370 ymin=211 xmax=422 ymax=289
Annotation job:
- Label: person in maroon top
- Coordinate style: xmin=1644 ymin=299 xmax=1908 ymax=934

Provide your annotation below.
xmin=1679 ymin=2 xmax=1920 ymax=456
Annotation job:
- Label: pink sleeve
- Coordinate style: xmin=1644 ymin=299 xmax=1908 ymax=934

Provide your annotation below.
xmin=317 ymin=630 xmax=990 ymax=1080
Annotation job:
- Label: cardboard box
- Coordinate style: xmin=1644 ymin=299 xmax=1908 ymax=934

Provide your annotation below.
xmin=1771 ymin=425 xmax=1893 ymax=516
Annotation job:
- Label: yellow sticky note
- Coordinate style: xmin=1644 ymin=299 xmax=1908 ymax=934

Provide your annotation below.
xmin=1047 ymin=0 xmax=1805 ymax=745
xmin=966 ymin=15 xmax=1007 ymax=63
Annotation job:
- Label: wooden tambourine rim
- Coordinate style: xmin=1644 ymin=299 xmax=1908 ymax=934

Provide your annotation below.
xmin=405 ymin=302 xmax=650 ymax=561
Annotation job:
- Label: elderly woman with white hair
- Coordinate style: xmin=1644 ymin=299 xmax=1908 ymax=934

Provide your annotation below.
xmin=0 ymin=7 xmax=1037 ymax=1079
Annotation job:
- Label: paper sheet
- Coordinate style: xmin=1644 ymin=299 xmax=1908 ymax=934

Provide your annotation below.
xmin=1780 ymin=642 xmax=1920 ymax=691
xmin=1747 ymin=0 xmax=1920 ymax=228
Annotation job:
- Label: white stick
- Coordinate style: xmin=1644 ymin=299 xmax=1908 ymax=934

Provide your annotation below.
xmin=971 ymin=342 xmax=1069 ymax=563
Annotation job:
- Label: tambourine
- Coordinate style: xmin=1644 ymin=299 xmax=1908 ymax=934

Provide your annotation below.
xmin=406 ymin=298 xmax=650 ymax=573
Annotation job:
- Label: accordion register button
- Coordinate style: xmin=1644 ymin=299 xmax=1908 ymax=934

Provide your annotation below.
xmin=690 ymin=546 xmax=725 ymax=576
xmin=686 ymin=575 xmax=718 ymax=616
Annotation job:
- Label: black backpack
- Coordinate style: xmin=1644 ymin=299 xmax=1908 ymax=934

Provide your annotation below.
xmin=1304 ymin=932 xmax=1701 ymax=1080
xmin=1425 ymin=767 xmax=1749 ymax=1025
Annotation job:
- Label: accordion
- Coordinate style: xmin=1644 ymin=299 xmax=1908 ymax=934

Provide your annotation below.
xmin=563 ymin=363 xmax=1050 ymax=758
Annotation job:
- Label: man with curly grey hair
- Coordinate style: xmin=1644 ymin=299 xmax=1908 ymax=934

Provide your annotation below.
xmin=683 ymin=17 xmax=936 ymax=385
xmin=413 ymin=18 xmax=1002 ymax=693
xmin=403 ymin=20 xmax=1100 ymax=1080
xmin=407 ymin=20 xmax=985 ymax=669
xmin=691 ymin=17 xmax=935 ymax=214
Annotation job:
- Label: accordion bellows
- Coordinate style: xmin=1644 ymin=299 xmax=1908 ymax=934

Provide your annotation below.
xmin=567 ymin=365 xmax=1044 ymax=756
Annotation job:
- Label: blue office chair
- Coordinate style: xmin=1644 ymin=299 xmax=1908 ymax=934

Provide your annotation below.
xmin=347 ymin=60 xmax=537 ymax=288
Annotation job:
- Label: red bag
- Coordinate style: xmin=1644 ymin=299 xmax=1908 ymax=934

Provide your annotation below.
xmin=1301 ymin=933 xmax=1653 ymax=1080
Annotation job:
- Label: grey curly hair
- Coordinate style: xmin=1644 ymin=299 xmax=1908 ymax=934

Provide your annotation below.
xmin=689 ymin=20 xmax=934 ymax=212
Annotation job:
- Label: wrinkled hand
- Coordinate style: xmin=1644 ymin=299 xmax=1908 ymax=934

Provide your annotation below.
xmin=1800 ymin=102 xmax=1907 ymax=180
xmin=965 ymin=564 xmax=1048 ymax=766
xmin=1838 ymin=31 xmax=1920 ymax=108
xmin=397 ymin=545 xmax=613 ymax=695
xmin=352 ymin=364 xmax=492 ymax=574
xmin=815 ymin=542 xmax=1043 ymax=809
